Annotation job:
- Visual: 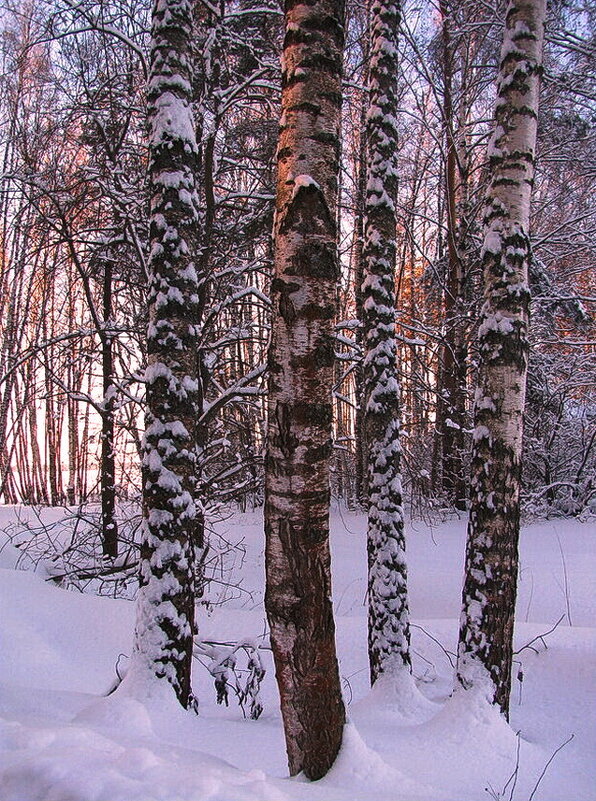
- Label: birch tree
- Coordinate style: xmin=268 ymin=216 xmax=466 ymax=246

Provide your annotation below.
xmin=129 ymin=0 xmax=201 ymax=709
xmin=264 ymin=0 xmax=346 ymax=779
xmin=456 ymin=0 xmax=546 ymax=717
xmin=361 ymin=0 xmax=412 ymax=685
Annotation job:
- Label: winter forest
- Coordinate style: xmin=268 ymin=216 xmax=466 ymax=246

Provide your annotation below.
xmin=0 ymin=0 xmax=594 ymax=798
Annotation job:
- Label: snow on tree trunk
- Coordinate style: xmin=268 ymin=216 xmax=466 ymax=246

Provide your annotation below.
xmin=264 ymin=0 xmax=346 ymax=780
xmin=131 ymin=0 xmax=202 ymax=710
xmin=362 ymin=0 xmax=411 ymax=684
xmin=456 ymin=0 xmax=546 ymax=717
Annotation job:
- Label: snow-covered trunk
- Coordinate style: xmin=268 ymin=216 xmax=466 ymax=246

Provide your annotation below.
xmin=264 ymin=0 xmax=346 ymax=780
xmin=131 ymin=0 xmax=202 ymax=710
xmin=362 ymin=0 xmax=411 ymax=684
xmin=456 ymin=0 xmax=546 ymax=717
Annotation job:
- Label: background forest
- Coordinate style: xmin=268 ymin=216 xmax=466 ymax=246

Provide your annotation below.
xmin=1 ymin=0 xmax=594 ymax=530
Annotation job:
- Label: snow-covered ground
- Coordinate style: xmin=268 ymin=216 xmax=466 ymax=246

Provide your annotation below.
xmin=0 ymin=504 xmax=594 ymax=801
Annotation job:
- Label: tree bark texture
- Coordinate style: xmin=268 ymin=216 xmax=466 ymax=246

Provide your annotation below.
xmin=362 ymin=0 xmax=411 ymax=684
xmin=437 ymin=0 xmax=468 ymax=511
xmin=132 ymin=0 xmax=202 ymax=710
xmin=100 ymin=256 xmax=118 ymax=557
xmin=353 ymin=60 xmax=369 ymax=510
xmin=456 ymin=0 xmax=545 ymax=717
xmin=264 ymin=0 xmax=346 ymax=779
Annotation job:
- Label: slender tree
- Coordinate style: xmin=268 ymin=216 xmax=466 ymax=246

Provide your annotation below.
xmin=434 ymin=0 xmax=469 ymax=511
xmin=361 ymin=0 xmax=411 ymax=684
xmin=129 ymin=0 xmax=202 ymax=708
xmin=456 ymin=0 xmax=546 ymax=717
xmin=99 ymin=248 xmax=119 ymax=557
xmin=264 ymin=0 xmax=346 ymax=779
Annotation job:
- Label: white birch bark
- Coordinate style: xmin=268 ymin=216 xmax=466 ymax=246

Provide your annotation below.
xmin=264 ymin=0 xmax=346 ymax=779
xmin=456 ymin=0 xmax=546 ymax=717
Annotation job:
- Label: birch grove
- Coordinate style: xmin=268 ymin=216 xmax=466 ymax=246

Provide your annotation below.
xmin=0 ymin=0 xmax=593 ymax=773
xmin=1 ymin=0 xmax=593 ymax=525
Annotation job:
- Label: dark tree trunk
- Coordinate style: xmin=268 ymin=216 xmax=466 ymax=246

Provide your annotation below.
xmin=100 ymin=256 xmax=118 ymax=557
xmin=437 ymin=0 xmax=468 ymax=511
xmin=353 ymin=74 xmax=368 ymax=509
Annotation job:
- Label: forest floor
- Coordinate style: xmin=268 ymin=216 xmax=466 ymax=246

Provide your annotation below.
xmin=0 ymin=504 xmax=594 ymax=801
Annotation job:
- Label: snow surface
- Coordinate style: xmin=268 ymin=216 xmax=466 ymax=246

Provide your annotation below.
xmin=0 ymin=505 xmax=594 ymax=800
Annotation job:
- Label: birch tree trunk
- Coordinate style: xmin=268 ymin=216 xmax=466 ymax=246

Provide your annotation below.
xmin=130 ymin=0 xmax=202 ymax=709
xmin=456 ymin=0 xmax=546 ymax=717
xmin=362 ymin=0 xmax=411 ymax=684
xmin=264 ymin=0 xmax=346 ymax=779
